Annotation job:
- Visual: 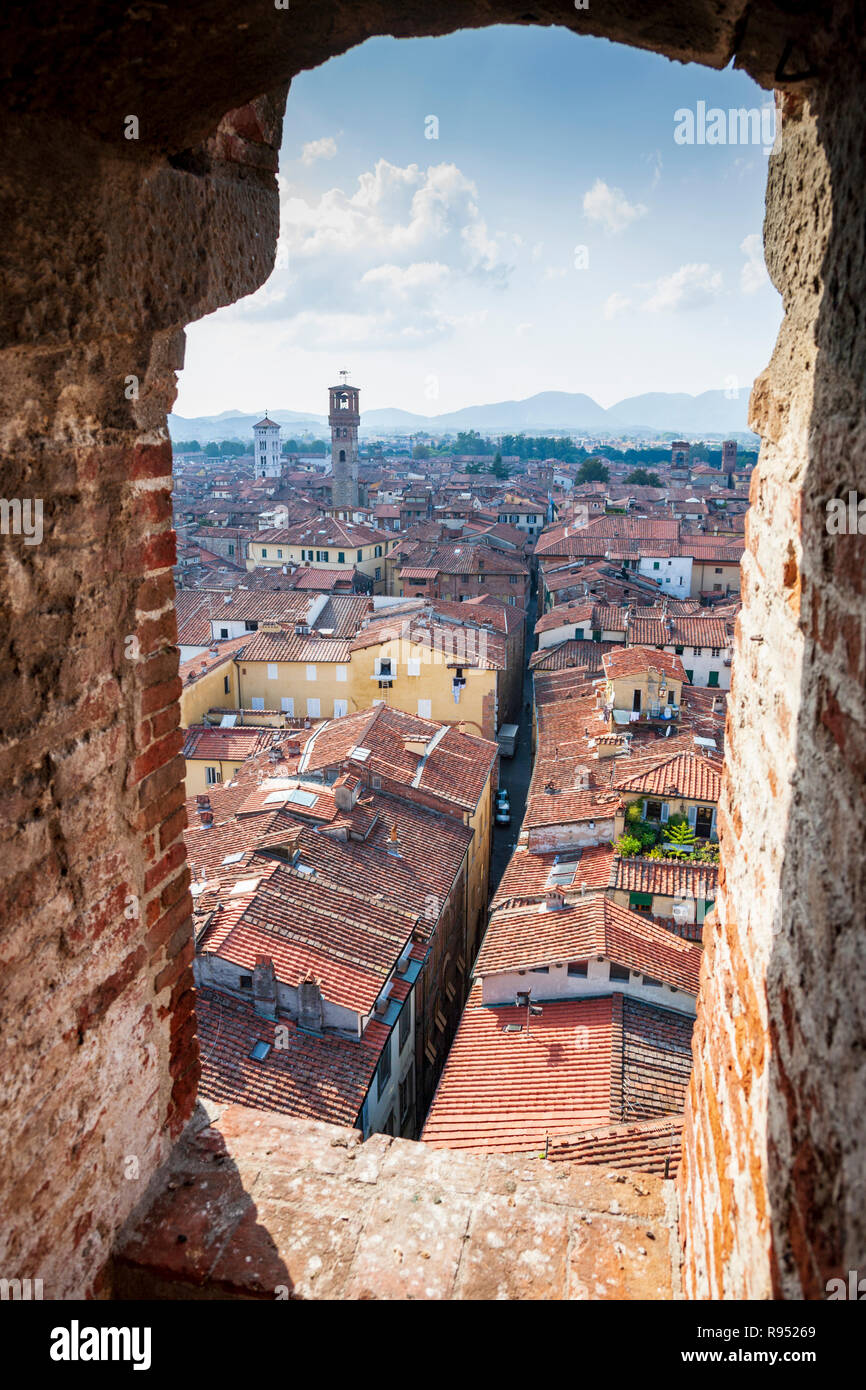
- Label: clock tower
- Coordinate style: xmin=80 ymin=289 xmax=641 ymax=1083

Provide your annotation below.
xmin=329 ymin=370 xmax=360 ymax=509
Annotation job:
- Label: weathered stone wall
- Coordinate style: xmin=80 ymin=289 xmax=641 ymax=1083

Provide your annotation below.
xmin=0 ymin=97 xmax=285 ymax=1298
xmin=679 ymin=60 xmax=866 ymax=1297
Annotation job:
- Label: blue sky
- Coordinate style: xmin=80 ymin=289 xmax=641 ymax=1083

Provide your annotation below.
xmin=176 ymin=25 xmax=782 ymax=420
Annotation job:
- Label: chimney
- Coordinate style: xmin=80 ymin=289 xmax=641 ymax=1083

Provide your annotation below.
xmin=195 ymin=794 xmax=213 ymax=828
xmin=298 ymin=974 xmax=324 ymax=1033
xmin=387 ymin=824 xmax=401 ymax=856
xmin=252 ymin=955 xmax=278 ymax=1019
xmin=334 ymin=772 xmax=360 ymax=812
xmin=545 ymin=888 xmax=566 ymax=911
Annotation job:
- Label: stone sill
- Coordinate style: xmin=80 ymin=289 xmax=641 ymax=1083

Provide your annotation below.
xmin=111 ymin=1101 xmax=678 ymax=1300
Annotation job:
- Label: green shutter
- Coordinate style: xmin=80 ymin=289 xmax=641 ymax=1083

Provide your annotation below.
xmin=630 ymin=891 xmax=653 ymax=909
xmin=708 ymin=670 xmax=719 ymax=687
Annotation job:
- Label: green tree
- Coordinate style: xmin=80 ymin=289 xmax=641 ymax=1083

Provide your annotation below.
xmin=577 ymin=458 xmax=610 ymax=483
xmin=666 ymin=820 xmax=696 ymax=855
xmin=625 ymin=468 xmax=663 ymax=487
xmin=489 ymin=451 xmax=510 ymax=479
xmin=174 ymin=439 xmax=200 ymax=452
xmin=219 ymin=439 xmax=244 ymax=456
xmin=203 ymin=441 xmax=220 ymax=456
xmin=616 ymin=834 xmax=642 ymax=857
xmin=412 ymin=443 xmax=432 ymax=459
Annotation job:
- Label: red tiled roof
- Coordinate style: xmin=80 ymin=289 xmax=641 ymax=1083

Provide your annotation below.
xmin=196 ymin=986 xmax=386 ymax=1128
xmin=602 ymin=645 xmax=687 ymax=683
xmin=422 ymin=990 xmax=694 ymax=1153
xmin=611 ymin=856 xmax=719 ymax=900
xmin=546 ymin=1116 xmax=684 ymax=1176
xmin=183 ymin=724 xmax=274 ymax=761
xmin=613 ymin=750 xmax=722 ymax=802
xmin=474 ymin=896 xmax=702 ymax=993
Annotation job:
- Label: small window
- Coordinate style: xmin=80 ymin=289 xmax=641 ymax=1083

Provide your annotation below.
xmin=646 ymin=799 xmax=663 ymax=821
xmin=277 ymin=549 xmax=283 ymax=559
xmin=653 ymin=561 xmax=660 ymax=570
xmin=228 ymin=543 xmax=235 ymax=556
xmin=307 ymin=698 xmax=321 ymax=719
xmin=530 ymin=966 xmax=549 ymax=974
xmin=708 ymin=670 xmax=720 ymax=687
xmin=643 ymin=976 xmax=662 ymax=988
xmin=715 ymin=567 xmax=723 ymax=574
xmin=250 ymin=1040 xmax=271 ymax=1062
xmin=223 ymin=675 xmax=230 ymax=694
xmin=399 ymin=1072 xmax=413 ymax=1121
xmin=674 ymin=644 xmax=684 ymax=655
xmin=267 ymin=662 xmax=278 ymax=681
xmin=251 ymin=696 xmax=265 ymax=711
xmin=693 ymin=647 xmax=703 ymax=656
xmin=239 ymin=975 xmax=253 ymax=990
xmin=335 ymin=664 xmax=347 ymax=682
xmin=399 ymin=1003 xmax=411 ymax=1051
xmin=567 ymin=960 xmax=588 ymax=977
xmin=220 ymin=627 xmax=229 ymax=639
xmin=261 ymin=548 xmax=268 ymax=558
xmin=375 ymin=567 xmax=381 ymax=581
xmin=376 ymin=1041 xmax=392 ymax=1098
xmin=372 ymin=775 xmax=382 ymax=789
xmin=306 ymin=664 xmax=317 ymax=681
xmin=711 ymin=647 xmax=722 ymax=658
xmin=205 ymin=766 xmax=221 ymax=785
xmin=609 ymin=963 xmax=631 ymax=982
xmin=357 ymin=549 xmax=363 ymax=562
xmin=509 ymin=574 xmax=518 ymax=583
xmin=338 ymin=551 xmax=345 ymax=564
xmin=281 ymin=696 xmax=294 ymax=714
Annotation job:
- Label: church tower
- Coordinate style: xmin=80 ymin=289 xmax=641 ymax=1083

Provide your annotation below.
xmin=329 ymin=371 xmax=360 ymax=509
xmin=253 ymin=414 xmax=282 ymax=478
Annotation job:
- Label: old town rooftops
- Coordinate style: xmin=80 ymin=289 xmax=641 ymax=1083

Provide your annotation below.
xmin=474 ymin=895 xmax=702 ymax=993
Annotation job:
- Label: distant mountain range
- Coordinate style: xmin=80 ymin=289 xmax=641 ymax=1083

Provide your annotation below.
xmin=169 ymin=388 xmax=756 ymax=444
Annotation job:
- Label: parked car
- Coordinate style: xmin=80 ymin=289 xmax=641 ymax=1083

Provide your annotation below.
xmin=495 ymin=803 xmax=511 ymax=826
xmin=495 ymin=787 xmax=510 ymax=809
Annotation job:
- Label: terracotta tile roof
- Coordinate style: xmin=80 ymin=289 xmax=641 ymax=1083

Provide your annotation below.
xmin=492 ymin=844 xmax=615 ymax=908
xmin=474 ymin=896 xmax=702 ymax=994
xmin=611 ymin=856 xmax=719 ymax=900
xmin=421 ymin=989 xmax=617 ymax=1152
xmin=182 ymin=724 xmax=274 ymax=761
xmin=613 ymin=749 xmax=723 ymax=802
xmin=196 ymin=986 xmax=385 ymax=1128
xmin=529 ymin=639 xmax=613 ymax=672
xmin=422 ymin=989 xmax=694 ymax=1153
xmin=602 ymin=646 xmax=688 ymax=684
xmin=349 ymin=613 xmax=506 ymax=670
xmin=546 ymin=1116 xmax=684 ymax=1176
xmin=299 ymin=705 xmax=496 ymax=813
xmin=179 ymin=636 xmax=249 ymax=686
xmin=627 ymin=616 xmax=729 ymax=648
xmin=239 ymin=629 xmax=353 ymax=664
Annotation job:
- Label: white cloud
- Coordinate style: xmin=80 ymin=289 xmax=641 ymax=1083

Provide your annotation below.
xmin=300 ymin=136 xmax=338 ymax=166
xmin=740 ymin=233 xmax=770 ymax=294
xmin=226 ymin=160 xmax=514 ymax=349
xmin=603 ymin=292 xmax=631 ymax=320
xmin=360 ymin=262 xmax=450 ymax=294
xmin=582 ymin=179 xmax=647 ymax=235
xmin=642 ymin=263 xmax=723 ymax=313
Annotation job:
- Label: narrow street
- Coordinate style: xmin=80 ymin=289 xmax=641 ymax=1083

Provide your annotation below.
xmin=489 ymin=588 xmax=537 ymax=898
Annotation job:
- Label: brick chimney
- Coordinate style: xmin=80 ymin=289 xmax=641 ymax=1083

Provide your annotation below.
xmin=298 ymin=974 xmax=324 ymax=1034
xmin=334 ymin=772 xmax=360 ymax=812
xmin=252 ymin=955 xmax=278 ymax=1019
xmin=195 ymin=794 xmax=213 ymax=828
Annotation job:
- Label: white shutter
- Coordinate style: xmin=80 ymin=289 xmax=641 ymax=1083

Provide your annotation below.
xmin=417 ymin=699 xmax=432 ymax=719
xmin=407 ymin=658 xmax=421 ymax=677
xmin=306 ymin=698 xmax=320 ymax=718
xmin=333 ymin=699 xmax=348 ymax=718
xmin=335 ymin=664 xmax=347 ymax=682
xmin=267 ymin=663 xmax=278 ymax=681
xmin=306 ymin=664 xmax=317 ymax=681
xmin=251 ymin=696 xmax=264 ymax=711
xmin=280 ymin=697 xmax=294 ymax=715
xmin=661 ymin=803 xmax=670 ymax=823
xmin=687 ymin=806 xmax=698 ymax=828
xmin=641 ymin=800 xmax=647 ymax=819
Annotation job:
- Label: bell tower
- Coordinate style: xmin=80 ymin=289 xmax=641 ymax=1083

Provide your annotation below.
xmin=329 ymin=369 xmax=360 ymax=509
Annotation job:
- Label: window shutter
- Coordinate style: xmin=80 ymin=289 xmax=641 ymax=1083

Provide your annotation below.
xmin=641 ymin=800 xmax=647 ymax=819
xmin=660 ymin=803 xmax=670 ymax=823
xmin=687 ymin=806 xmax=698 ymax=828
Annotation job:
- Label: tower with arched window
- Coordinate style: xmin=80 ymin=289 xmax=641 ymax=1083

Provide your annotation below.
xmin=328 ymin=371 xmax=360 ymax=508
